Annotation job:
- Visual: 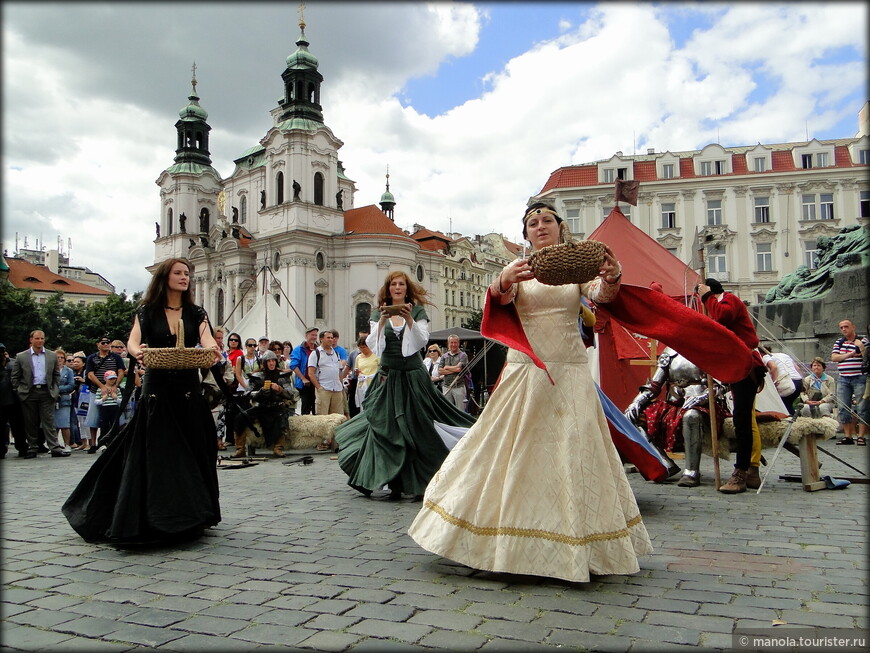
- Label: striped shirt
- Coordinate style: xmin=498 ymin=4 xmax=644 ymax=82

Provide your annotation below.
xmin=832 ymin=336 xmax=868 ymax=377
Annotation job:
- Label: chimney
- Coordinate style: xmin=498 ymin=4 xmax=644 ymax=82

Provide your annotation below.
xmin=46 ymin=249 xmax=60 ymax=274
xmin=647 ymin=148 xmax=655 ymax=155
xmin=615 ymin=151 xmax=623 ymax=156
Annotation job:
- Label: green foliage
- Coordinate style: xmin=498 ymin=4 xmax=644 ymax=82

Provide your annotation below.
xmin=0 ymin=282 xmax=141 ymax=354
xmin=462 ymin=309 xmax=483 ymax=331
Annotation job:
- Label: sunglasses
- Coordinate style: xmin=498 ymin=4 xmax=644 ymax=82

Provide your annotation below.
xmin=65 ymin=358 xmax=74 ymax=362
xmin=228 ymin=338 xmax=240 ymax=342
xmin=246 ymin=343 xmax=256 ymax=347
xmin=99 ymin=341 xmax=111 ymax=345
xmin=427 ymin=349 xmax=439 ymax=353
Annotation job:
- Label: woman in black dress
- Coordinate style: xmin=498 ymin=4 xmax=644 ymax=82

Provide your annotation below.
xmin=62 ymin=257 xmax=221 ymax=544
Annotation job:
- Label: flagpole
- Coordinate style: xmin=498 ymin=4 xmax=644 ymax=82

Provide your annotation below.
xmin=696 ymin=231 xmax=722 ymax=490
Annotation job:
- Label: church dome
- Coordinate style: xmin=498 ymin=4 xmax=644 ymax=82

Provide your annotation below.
xmin=286 ymin=37 xmax=318 ymax=70
xmin=179 ymin=95 xmax=208 ymax=122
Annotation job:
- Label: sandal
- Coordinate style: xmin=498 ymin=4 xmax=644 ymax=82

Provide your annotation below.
xmin=856 ymin=437 xmax=866 ymax=446
xmin=835 ymin=437 xmax=855 ymax=445
xmin=316 ymin=440 xmax=332 ymax=451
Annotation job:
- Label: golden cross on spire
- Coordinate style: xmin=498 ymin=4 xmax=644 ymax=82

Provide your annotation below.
xmin=191 ymin=61 xmax=198 ymax=93
xmin=298 ymin=1 xmax=306 ymax=30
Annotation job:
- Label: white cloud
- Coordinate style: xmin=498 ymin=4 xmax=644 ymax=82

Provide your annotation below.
xmin=2 ymin=2 xmax=866 ymax=295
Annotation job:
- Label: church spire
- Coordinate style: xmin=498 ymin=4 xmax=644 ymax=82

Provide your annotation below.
xmin=173 ymin=62 xmax=213 ymax=166
xmin=380 ymin=166 xmax=396 ymax=221
xmin=278 ymin=3 xmax=324 ymax=124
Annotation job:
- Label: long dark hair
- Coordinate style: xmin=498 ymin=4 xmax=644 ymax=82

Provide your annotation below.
xmin=376 ymin=270 xmax=432 ymax=307
xmin=227 ymin=332 xmax=242 ymax=351
xmin=140 ymin=257 xmax=194 ymax=310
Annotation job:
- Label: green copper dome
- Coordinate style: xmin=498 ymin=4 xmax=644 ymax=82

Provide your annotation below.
xmin=286 ymin=34 xmax=318 ymax=70
xmin=179 ymin=94 xmax=208 ymax=122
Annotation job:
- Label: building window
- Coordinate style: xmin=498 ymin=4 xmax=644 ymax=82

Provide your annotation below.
xmin=566 ymin=208 xmax=580 ymax=233
xmin=754 ymin=197 xmax=770 ymax=223
xmin=215 ymin=288 xmax=224 ymax=325
xmin=445 ymin=290 xmax=449 ymax=305
xmin=315 ymin=293 xmax=324 ymax=320
xmin=276 ymin=172 xmax=284 ymax=204
xmin=315 ymin=252 xmax=325 ymax=271
xmin=356 ymin=303 xmax=372 ymax=335
xmin=459 ymin=292 xmax=464 ymax=307
xmin=861 ymin=191 xmax=870 ymax=218
xmin=603 ymin=205 xmax=631 ymax=220
xmin=661 ymin=203 xmax=676 ymax=229
xmin=273 ymin=251 xmax=281 ymax=270
xmin=801 ymin=194 xmax=816 ymax=220
xmin=274 ymin=294 xmax=281 ymax=306
xmin=451 ymin=269 xmax=455 ymax=279
xmin=819 ymin=193 xmax=834 ymax=220
xmin=666 ymin=247 xmax=678 ymax=257
xmin=240 ymin=195 xmax=247 ymax=224
xmin=313 ymin=172 xmax=324 ymax=206
xmin=416 ymin=264 xmax=424 ymax=282
xmin=756 ymin=243 xmax=772 ymax=272
xmin=707 ymin=245 xmax=727 ymax=273
xmin=801 ymin=154 xmax=813 ymax=169
xmin=167 ymin=208 xmax=173 ymax=236
xmin=706 ymin=200 xmax=722 ymax=225
xmin=700 ymin=160 xmax=727 ymax=176
xmin=860 ymin=149 xmax=870 ymax=165
xmin=753 ymin=157 xmax=766 ymax=172
xmin=603 ymin=169 xmax=615 ymax=183
xmin=816 ymin=152 xmax=828 ymax=167
xmin=662 ymin=163 xmax=675 ymax=179
xmin=804 ymin=240 xmax=819 ymax=269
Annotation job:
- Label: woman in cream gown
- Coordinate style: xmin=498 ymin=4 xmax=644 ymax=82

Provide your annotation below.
xmin=408 ymin=203 xmax=652 ymax=583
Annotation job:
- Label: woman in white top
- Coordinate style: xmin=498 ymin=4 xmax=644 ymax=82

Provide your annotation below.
xmin=423 ymin=344 xmax=442 ymax=388
xmin=760 ymin=346 xmax=802 ymax=415
xmin=234 ymin=339 xmax=261 ymax=390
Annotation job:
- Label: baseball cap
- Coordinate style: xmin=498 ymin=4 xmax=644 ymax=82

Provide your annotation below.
xmin=305 ymin=327 xmax=318 ymax=334
xmin=259 ymin=335 xmax=269 ymax=342
xmin=104 ymin=371 xmax=118 ymax=379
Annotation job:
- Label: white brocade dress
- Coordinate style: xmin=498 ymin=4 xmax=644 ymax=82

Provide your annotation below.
xmin=408 ymin=278 xmax=653 ymax=583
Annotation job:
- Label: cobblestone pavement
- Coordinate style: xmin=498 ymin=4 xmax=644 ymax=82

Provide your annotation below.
xmin=1 ymin=438 xmax=867 ymax=652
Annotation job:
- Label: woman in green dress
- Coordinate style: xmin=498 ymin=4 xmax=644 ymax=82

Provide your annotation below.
xmin=335 ymin=271 xmax=476 ymax=499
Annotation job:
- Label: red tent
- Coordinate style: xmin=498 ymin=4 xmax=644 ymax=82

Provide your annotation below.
xmin=588 ymin=208 xmax=701 ymax=411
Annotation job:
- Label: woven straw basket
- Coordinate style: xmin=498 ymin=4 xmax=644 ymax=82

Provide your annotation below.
xmin=142 ymin=318 xmax=214 ymax=369
xmin=528 ymin=222 xmax=607 ymax=286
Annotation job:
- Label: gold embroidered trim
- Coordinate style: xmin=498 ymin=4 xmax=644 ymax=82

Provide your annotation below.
xmin=423 ymin=500 xmax=643 ymax=546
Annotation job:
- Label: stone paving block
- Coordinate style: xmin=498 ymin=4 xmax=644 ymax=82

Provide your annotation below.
xmin=347 ymin=618 xmax=434 ymax=644
xmin=533 ymin=612 xmax=618 ymax=633
xmin=12 ymin=576 xmax=69 ymax=591
xmin=479 ymin=636 xmax=549 ymax=650
xmin=407 ymin=608 xmax=482 ymax=632
xmin=172 ymin=614 xmax=250 ymax=636
xmin=188 ymin=587 xmax=238 ymax=602
xmin=303 ymin=613 xmax=362 ymax=631
xmin=224 ymin=589 xmax=281 ymax=605
xmin=260 ymin=594 xmax=320 ymax=611
xmin=53 ymin=615 xmax=124 ymax=638
xmin=0 ymin=602 xmax=34 ymax=618
xmin=389 ymin=593 xmax=471 ymax=612
xmin=546 ymin=629 xmax=634 ymax=651
xmin=775 ymin=609 xmax=858 ymax=628
xmin=634 ymin=596 xmax=700 ymax=614
xmin=644 ymin=609 xmax=735 ymax=633
xmin=385 ymin=580 xmax=457 ymax=597
xmin=453 ymin=588 xmax=523 ymax=605
xmin=251 ymin=607 xmax=313 ymax=628
xmin=344 ymin=602 xmax=417 ymax=622
xmin=472 ymin=618 xmax=551 ymax=643
xmin=464 ymin=602 xmax=539 ymax=623
xmin=338 ymin=588 xmax=396 ymax=603
xmin=102 ymin=575 xmax=155 ymax=590
xmin=418 ymin=629 xmax=490 ymax=650
xmin=515 ymin=595 xmax=597 ymax=615
xmin=0 ymin=624 xmax=75 ymax=650
xmin=143 ymin=595 xmax=212 ymax=613
xmin=295 ymin=629 xmax=364 ymax=651
xmin=280 ymin=582 xmax=344 ymax=599
xmin=661 ymin=588 xmax=732 ymax=604
xmin=152 ymin=632 xmax=245 ymax=651
xmin=6 ymin=607 xmax=81 ymax=628
xmin=92 ymin=588 xmax=159 ymax=606
xmin=616 ymin=620 xmax=704 ymax=645
xmin=120 ymin=607 xmax=191 ymax=627
xmin=63 ymin=599 xmax=141 ymax=620
xmin=226 ymin=623 xmax=313 ymax=647
xmin=2 ymin=587 xmax=50 ymax=604
xmin=103 ymin=622 xmax=187 ymax=647
xmin=699 ymin=603 xmax=779 ymax=620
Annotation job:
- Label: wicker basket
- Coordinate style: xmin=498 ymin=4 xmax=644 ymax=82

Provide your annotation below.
xmin=142 ymin=318 xmax=215 ymax=369
xmin=528 ymin=223 xmax=607 ymax=286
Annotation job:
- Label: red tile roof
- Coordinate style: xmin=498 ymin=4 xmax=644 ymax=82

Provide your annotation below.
xmin=343 ymin=205 xmax=410 ymax=238
xmin=539 ymin=165 xmax=598 ymax=193
xmin=503 ymin=239 xmax=524 ymax=256
xmin=5 ymin=258 xmax=112 ymax=296
xmin=731 ymin=154 xmax=748 ymax=175
xmin=679 ymin=158 xmax=696 ymax=178
xmin=633 ymin=161 xmax=658 ymax=182
xmin=771 ymin=150 xmax=796 ymax=171
xmin=834 ymin=145 xmax=854 ymax=167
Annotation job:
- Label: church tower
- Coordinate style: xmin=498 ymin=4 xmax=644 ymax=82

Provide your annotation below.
xmin=154 ymin=64 xmax=223 ymax=265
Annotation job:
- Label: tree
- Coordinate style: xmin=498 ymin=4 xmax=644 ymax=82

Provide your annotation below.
xmin=0 ymin=284 xmax=42 ymax=351
xmin=462 ymin=309 xmax=483 ymax=331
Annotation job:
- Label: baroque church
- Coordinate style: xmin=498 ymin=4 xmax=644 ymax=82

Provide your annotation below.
xmin=151 ymin=18 xmax=519 ymax=342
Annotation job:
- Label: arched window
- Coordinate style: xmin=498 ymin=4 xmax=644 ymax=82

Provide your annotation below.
xmin=168 ymin=208 xmax=173 ymax=236
xmin=276 ymin=171 xmax=284 ymax=204
xmin=314 ymin=172 xmax=324 ymax=206
xmin=240 ymin=195 xmax=247 ymax=224
xmin=315 ymin=293 xmax=325 ymax=320
xmin=274 ymin=294 xmax=281 ymax=306
xmin=315 ymin=252 xmax=325 ymax=271
xmin=355 ymin=302 xmax=372 ymax=335
xmin=273 ymin=251 xmax=281 ymax=270
xmin=215 ymin=288 xmax=224 ymax=326
xmin=199 ymin=208 xmax=210 ymax=233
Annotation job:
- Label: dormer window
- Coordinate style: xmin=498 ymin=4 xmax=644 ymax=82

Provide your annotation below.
xmin=700 ymin=160 xmax=727 ymax=176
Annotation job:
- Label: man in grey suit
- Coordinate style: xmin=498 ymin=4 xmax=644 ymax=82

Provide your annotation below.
xmin=11 ymin=329 xmax=69 ymax=458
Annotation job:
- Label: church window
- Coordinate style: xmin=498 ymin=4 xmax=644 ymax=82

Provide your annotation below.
xmin=315 ymin=252 xmax=325 ymax=271
xmin=240 ymin=195 xmax=247 ymax=224
xmin=276 ymin=172 xmax=284 ymax=204
xmin=355 ymin=303 xmax=371 ymax=335
xmin=416 ymin=265 xmax=424 ymax=282
xmin=273 ymin=251 xmax=281 ymax=270
xmin=168 ymin=208 xmax=173 ymax=235
xmin=315 ymin=293 xmax=325 ymax=320
xmin=314 ymin=172 xmax=324 ymax=206
xmin=215 ymin=288 xmax=224 ymax=326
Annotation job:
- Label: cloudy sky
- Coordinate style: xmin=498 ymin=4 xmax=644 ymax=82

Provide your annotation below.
xmin=3 ymin=1 xmax=866 ymax=295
